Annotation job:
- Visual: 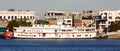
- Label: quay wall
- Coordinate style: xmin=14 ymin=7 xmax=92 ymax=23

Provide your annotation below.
xmin=107 ymin=34 xmax=120 ymax=39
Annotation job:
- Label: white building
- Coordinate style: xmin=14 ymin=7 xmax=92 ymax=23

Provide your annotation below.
xmin=99 ymin=10 xmax=120 ymax=33
xmin=0 ymin=10 xmax=39 ymax=21
xmin=99 ymin=10 xmax=120 ymax=25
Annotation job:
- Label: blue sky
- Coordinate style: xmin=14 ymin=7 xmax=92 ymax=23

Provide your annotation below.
xmin=0 ymin=0 xmax=120 ymax=18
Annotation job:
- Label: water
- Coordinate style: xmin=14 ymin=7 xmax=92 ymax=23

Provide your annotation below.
xmin=0 ymin=39 xmax=120 ymax=51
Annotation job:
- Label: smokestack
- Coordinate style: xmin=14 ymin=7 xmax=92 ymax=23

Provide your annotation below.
xmin=72 ymin=14 xmax=74 ymax=27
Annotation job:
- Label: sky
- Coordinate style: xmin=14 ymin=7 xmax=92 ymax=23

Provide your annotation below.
xmin=0 ymin=0 xmax=120 ymax=19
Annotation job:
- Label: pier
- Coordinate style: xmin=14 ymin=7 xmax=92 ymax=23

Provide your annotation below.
xmin=98 ymin=31 xmax=120 ymax=39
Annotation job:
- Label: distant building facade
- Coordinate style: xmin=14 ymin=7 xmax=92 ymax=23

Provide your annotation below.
xmin=44 ymin=11 xmax=80 ymax=25
xmin=0 ymin=19 xmax=9 ymax=27
xmin=44 ymin=11 xmax=80 ymax=20
xmin=44 ymin=10 xmax=96 ymax=27
xmin=98 ymin=10 xmax=120 ymax=33
xmin=0 ymin=10 xmax=39 ymax=23
xmin=80 ymin=10 xmax=97 ymax=27
xmin=99 ymin=10 xmax=120 ymax=22
xmin=99 ymin=10 xmax=120 ymax=27
xmin=80 ymin=10 xmax=97 ymax=20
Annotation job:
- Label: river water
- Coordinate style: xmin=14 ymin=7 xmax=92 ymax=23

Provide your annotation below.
xmin=0 ymin=39 xmax=120 ymax=51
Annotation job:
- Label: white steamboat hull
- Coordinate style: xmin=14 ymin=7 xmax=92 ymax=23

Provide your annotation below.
xmin=13 ymin=32 xmax=96 ymax=39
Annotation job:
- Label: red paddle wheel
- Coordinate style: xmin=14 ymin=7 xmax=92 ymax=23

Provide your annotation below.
xmin=4 ymin=30 xmax=13 ymax=40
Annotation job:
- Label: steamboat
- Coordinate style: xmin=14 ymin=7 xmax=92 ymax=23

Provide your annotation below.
xmin=12 ymin=18 xmax=97 ymax=39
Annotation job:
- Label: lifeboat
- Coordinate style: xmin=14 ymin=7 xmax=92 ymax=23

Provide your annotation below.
xmin=4 ymin=30 xmax=13 ymax=40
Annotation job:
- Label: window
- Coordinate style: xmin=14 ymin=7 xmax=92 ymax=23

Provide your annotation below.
xmin=8 ymin=16 xmax=10 ymax=19
xmin=11 ymin=16 xmax=13 ymax=19
xmin=44 ymin=14 xmax=46 ymax=16
xmin=62 ymin=30 xmax=65 ymax=31
xmin=72 ymin=35 xmax=74 ymax=37
xmin=55 ymin=13 xmax=64 ymax=15
xmin=100 ymin=13 xmax=103 ymax=15
xmin=109 ymin=16 xmax=112 ymax=19
xmin=21 ymin=16 xmax=22 ymax=19
xmin=85 ymin=35 xmax=88 ymax=36
xmin=47 ymin=13 xmax=50 ymax=16
xmin=33 ymin=16 xmax=34 ymax=19
xmin=43 ymin=33 xmax=46 ymax=37
xmin=23 ymin=30 xmax=25 ymax=32
xmin=30 ymin=16 xmax=32 ymax=19
xmin=15 ymin=16 xmax=17 ymax=19
xmin=108 ymin=21 xmax=111 ymax=24
xmin=115 ymin=16 xmax=120 ymax=19
xmin=35 ymin=25 xmax=37 ymax=27
xmin=4 ymin=16 xmax=6 ymax=19
xmin=77 ymin=35 xmax=81 ymax=37
xmin=51 ymin=13 xmax=53 ymax=16
xmin=103 ymin=16 xmax=107 ymax=19
xmin=104 ymin=13 xmax=107 ymax=15
xmin=86 ymin=29 xmax=91 ymax=31
xmin=24 ymin=16 xmax=26 ymax=19
xmin=67 ymin=20 xmax=71 ymax=23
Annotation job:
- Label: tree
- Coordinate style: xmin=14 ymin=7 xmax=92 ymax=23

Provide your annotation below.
xmin=108 ymin=22 xmax=118 ymax=31
xmin=7 ymin=20 xmax=32 ymax=31
xmin=7 ymin=20 xmax=19 ymax=31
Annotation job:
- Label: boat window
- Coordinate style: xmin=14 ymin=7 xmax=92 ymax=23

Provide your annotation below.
xmin=66 ymin=30 xmax=72 ymax=31
xmin=39 ymin=35 xmax=41 ymax=37
xmin=43 ymin=33 xmax=46 ymax=37
xmin=55 ymin=30 xmax=57 ymax=32
xmin=86 ymin=29 xmax=91 ymax=31
xmin=72 ymin=35 xmax=74 ymax=37
xmin=92 ymin=29 xmax=94 ymax=30
xmin=42 ymin=25 xmax=44 ymax=27
xmin=59 ymin=35 xmax=61 ymax=37
xmin=34 ymin=35 xmax=36 ymax=37
xmin=85 ymin=35 xmax=88 ymax=36
xmin=35 ymin=25 xmax=37 ymax=27
xmin=18 ymin=34 xmax=20 ymax=36
xmin=23 ymin=30 xmax=25 ymax=32
xmin=62 ymin=30 xmax=65 ymax=31
xmin=78 ymin=29 xmax=84 ymax=31
xmin=77 ymin=35 xmax=81 ymax=37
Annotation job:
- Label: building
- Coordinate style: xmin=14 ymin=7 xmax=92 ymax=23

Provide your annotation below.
xmin=99 ymin=10 xmax=120 ymax=27
xmin=0 ymin=19 xmax=9 ymax=27
xmin=44 ymin=11 xmax=81 ymax=20
xmin=80 ymin=10 xmax=97 ymax=19
xmin=98 ymin=10 xmax=120 ymax=33
xmin=44 ymin=10 xmax=96 ymax=27
xmin=44 ymin=11 xmax=80 ymax=25
xmin=80 ymin=10 xmax=97 ymax=27
xmin=0 ymin=10 xmax=39 ymax=23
